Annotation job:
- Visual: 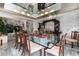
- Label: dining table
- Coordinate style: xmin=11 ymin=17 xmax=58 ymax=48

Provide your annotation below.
xmin=30 ymin=34 xmax=60 ymax=49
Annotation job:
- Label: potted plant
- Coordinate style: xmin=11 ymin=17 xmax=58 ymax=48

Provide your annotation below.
xmin=0 ymin=17 xmax=6 ymax=36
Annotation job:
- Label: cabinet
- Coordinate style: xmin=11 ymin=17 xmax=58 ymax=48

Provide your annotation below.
xmin=38 ymin=19 xmax=61 ymax=37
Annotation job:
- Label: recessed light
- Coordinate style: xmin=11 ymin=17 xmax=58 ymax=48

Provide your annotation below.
xmin=45 ymin=12 xmax=49 ymax=14
xmin=27 ymin=13 xmax=30 ymax=16
xmin=39 ymin=14 xmax=44 ymax=16
xmin=50 ymin=10 xmax=54 ymax=12
xmin=21 ymin=12 xmax=25 ymax=14
xmin=14 ymin=10 xmax=19 ymax=12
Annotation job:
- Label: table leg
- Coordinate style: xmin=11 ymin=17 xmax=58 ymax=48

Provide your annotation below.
xmin=0 ymin=40 xmax=2 ymax=46
xmin=77 ymin=42 xmax=79 ymax=47
xmin=71 ymin=42 xmax=73 ymax=48
xmin=65 ymin=40 xmax=66 ymax=44
xmin=44 ymin=48 xmax=47 ymax=56
xmin=40 ymin=49 xmax=42 ymax=56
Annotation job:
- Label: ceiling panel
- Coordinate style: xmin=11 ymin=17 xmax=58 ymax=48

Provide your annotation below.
xmin=4 ymin=3 xmax=61 ymax=18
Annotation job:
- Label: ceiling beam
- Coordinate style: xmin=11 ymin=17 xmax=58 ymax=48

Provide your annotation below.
xmin=0 ymin=8 xmax=36 ymax=22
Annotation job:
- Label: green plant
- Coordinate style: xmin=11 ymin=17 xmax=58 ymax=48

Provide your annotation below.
xmin=0 ymin=17 xmax=6 ymax=34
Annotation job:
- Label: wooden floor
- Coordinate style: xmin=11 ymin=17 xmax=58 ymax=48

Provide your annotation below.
xmin=0 ymin=40 xmax=79 ymax=56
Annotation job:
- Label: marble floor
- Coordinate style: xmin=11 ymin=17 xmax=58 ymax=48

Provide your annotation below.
xmin=0 ymin=40 xmax=79 ymax=56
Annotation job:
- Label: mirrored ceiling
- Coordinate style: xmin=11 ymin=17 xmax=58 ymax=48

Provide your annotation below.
xmin=4 ymin=3 xmax=61 ymax=18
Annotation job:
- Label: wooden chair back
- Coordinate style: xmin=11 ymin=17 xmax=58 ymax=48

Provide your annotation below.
xmin=15 ymin=32 xmax=21 ymax=49
xmin=19 ymin=32 xmax=23 ymax=44
xmin=22 ymin=32 xmax=31 ymax=55
xmin=71 ymin=31 xmax=77 ymax=39
xmin=15 ymin=32 xmax=19 ymax=39
xmin=21 ymin=31 xmax=30 ymax=50
xmin=76 ymin=32 xmax=79 ymax=45
xmin=71 ymin=31 xmax=75 ymax=39
xmin=59 ymin=34 xmax=65 ymax=56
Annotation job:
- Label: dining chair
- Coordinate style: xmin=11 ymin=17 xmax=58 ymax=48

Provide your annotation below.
xmin=18 ymin=32 xmax=28 ymax=55
xmin=15 ymin=32 xmax=20 ymax=49
xmin=76 ymin=32 xmax=79 ymax=47
xmin=16 ymin=31 xmax=24 ymax=51
xmin=65 ymin=31 xmax=77 ymax=48
xmin=20 ymin=31 xmax=44 ymax=56
xmin=44 ymin=35 xmax=65 ymax=56
xmin=71 ymin=31 xmax=75 ymax=39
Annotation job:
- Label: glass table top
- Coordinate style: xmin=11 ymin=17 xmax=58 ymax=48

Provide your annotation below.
xmin=31 ymin=34 xmax=60 ymax=48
